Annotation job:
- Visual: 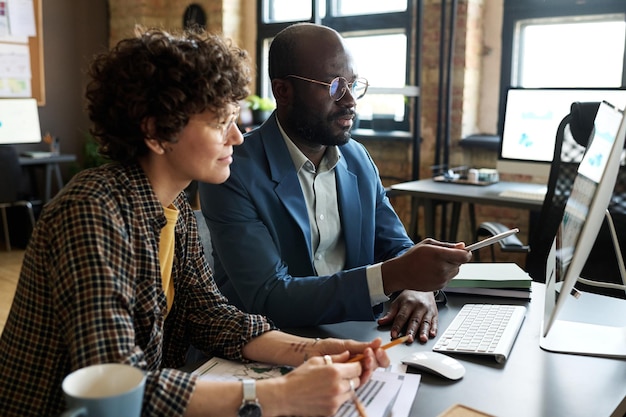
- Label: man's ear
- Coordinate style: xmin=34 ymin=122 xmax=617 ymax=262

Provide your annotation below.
xmin=272 ymin=78 xmax=292 ymax=106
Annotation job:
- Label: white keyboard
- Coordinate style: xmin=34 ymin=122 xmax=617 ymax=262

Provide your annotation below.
xmin=433 ymin=304 xmax=527 ymax=363
xmin=498 ymin=187 xmax=547 ymax=201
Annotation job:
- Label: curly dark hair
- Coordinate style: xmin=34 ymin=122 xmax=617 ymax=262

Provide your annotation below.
xmin=85 ymin=27 xmax=251 ymax=163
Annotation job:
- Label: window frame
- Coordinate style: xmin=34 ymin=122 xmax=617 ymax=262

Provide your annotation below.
xmin=255 ymin=0 xmax=417 ymax=132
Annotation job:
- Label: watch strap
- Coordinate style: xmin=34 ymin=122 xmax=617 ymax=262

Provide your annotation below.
xmin=242 ymin=379 xmax=256 ymax=401
xmin=239 ymin=379 xmax=262 ymax=417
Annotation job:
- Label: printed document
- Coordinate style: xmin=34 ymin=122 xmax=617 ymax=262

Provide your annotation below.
xmin=194 ymin=357 xmax=420 ymax=417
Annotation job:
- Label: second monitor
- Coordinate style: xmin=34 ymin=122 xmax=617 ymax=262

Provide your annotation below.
xmin=0 ymin=98 xmax=42 ymax=145
xmin=497 ymin=88 xmax=626 ymax=180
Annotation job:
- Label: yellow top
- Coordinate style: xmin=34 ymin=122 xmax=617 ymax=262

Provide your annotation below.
xmin=159 ymin=205 xmax=179 ymax=313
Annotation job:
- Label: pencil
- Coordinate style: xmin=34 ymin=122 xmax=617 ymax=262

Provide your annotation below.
xmin=347 ymin=335 xmax=410 ymax=363
xmin=352 ymin=393 xmax=368 ymax=417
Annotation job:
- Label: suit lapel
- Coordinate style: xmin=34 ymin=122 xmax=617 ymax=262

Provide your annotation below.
xmin=335 ymin=154 xmax=362 ymax=265
xmin=258 ymin=117 xmax=313 ymax=256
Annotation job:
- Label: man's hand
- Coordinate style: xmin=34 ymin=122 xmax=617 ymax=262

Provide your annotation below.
xmin=376 ymin=290 xmax=438 ymax=343
xmin=381 ymin=239 xmax=472 ymax=295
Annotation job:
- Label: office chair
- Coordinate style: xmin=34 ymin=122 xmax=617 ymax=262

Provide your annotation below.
xmin=474 ymin=101 xmax=599 ymax=282
xmin=0 ymin=145 xmax=37 ymax=251
xmin=194 ymin=209 xmax=214 ymax=269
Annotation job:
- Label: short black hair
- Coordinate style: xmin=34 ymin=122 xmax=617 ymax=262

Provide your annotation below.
xmin=268 ymin=23 xmax=335 ymax=80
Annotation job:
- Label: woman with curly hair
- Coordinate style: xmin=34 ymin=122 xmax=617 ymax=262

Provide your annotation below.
xmin=0 ymin=27 xmax=388 ymax=417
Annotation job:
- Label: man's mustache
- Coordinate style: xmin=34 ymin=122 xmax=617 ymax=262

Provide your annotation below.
xmin=330 ymin=110 xmax=356 ymax=121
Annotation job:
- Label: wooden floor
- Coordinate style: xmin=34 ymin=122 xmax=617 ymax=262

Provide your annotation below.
xmin=0 ymin=249 xmax=24 ymax=335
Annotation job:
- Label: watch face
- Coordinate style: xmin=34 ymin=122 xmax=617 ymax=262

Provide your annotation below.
xmin=239 ymin=403 xmax=262 ymax=417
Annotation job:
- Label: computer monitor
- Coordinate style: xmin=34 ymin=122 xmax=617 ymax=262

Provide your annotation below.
xmin=540 ymin=100 xmax=626 ymax=358
xmin=0 ymin=98 xmax=42 ymax=144
xmin=497 ymin=88 xmax=626 ymax=181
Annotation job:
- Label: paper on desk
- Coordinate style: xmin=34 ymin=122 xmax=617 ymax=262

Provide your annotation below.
xmin=333 ymin=370 xmax=403 ymax=417
xmin=193 ymin=356 xmax=293 ymax=380
xmin=383 ymin=368 xmax=421 ymax=417
xmin=194 ymin=357 xmax=419 ymax=417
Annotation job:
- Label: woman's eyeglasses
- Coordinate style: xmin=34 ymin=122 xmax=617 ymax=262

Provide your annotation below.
xmin=286 ymin=75 xmax=369 ymax=101
xmin=207 ymin=106 xmax=241 ymax=140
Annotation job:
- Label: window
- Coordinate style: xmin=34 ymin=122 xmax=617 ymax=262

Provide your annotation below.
xmin=499 ymin=1 xmax=626 ymax=134
xmin=261 ymin=0 xmax=313 ymax=22
xmin=256 ymin=0 xmax=416 ymax=131
xmin=513 ymin=15 xmax=626 ymax=88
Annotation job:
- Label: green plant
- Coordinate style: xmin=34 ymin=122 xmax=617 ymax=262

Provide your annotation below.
xmin=245 ymin=95 xmax=275 ymax=111
xmin=68 ymin=132 xmax=111 ymax=177
xmin=83 ymin=132 xmax=110 ymax=169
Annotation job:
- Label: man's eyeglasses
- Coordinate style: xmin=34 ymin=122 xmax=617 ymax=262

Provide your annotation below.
xmin=286 ymin=75 xmax=369 ymax=101
xmin=208 ymin=106 xmax=240 ymax=140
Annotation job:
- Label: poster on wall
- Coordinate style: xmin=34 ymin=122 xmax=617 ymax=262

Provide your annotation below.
xmin=0 ymin=1 xmax=9 ymax=37
xmin=6 ymin=0 xmax=35 ymax=37
xmin=0 ymin=0 xmax=35 ymax=98
xmin=0 ymin=42 xmax=31 ymax=97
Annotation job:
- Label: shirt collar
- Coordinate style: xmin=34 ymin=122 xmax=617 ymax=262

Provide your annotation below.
xmin=116 ymin=163 xmax=188 ymax=232
xmin=276 ymin=118 xmax=341 ymax=173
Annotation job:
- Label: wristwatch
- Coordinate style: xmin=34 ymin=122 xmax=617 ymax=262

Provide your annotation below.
xmin=238 ymin=379 xmax=262 ymax=417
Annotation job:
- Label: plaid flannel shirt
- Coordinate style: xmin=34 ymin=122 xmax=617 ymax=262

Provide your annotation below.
xmin=0 ymin=163 xmax=275 ymax=417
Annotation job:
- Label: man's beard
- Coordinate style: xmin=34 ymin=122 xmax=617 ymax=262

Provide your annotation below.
xmin=287 ymin=97 xmax=353 ymax=147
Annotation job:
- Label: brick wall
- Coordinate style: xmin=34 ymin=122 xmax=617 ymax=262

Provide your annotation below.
xmin=106 ymin=0 xmax=527 ymax=263
xmin=107 ymin=0 xmax=243 ymax=46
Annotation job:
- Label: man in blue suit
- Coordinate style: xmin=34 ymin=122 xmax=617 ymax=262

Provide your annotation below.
xmin=199 ymin=23 xmax=471 ymax=343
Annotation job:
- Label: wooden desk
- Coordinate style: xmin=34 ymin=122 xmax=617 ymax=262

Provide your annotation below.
xmin=390 ymin=179 xmax=546 ymax=240
xmin=18 ymin=154 xmax=76 ymax=203
xmin=287 ymin=283 xmax=626 ymax=417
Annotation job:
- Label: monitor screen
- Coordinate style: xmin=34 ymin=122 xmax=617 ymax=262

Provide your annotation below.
xmin=497 ymin=88 xmax=626 ymax=179
xmin=540 ymin=100 xmax=626 ymax=358
xmin=0 ymin=98 xmax=42 ymax=144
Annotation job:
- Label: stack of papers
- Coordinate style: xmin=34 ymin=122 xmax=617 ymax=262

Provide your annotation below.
xmin=194 ymin=357 xmax=421 ymax=417
xmin=444 ymin=263 xmax=532 ymax=299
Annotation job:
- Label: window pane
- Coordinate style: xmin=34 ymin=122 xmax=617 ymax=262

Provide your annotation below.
xmin=343 ymin=33 xmax=407 ymax=121
xmin=514 ymin=15 xmax=626 ymax=88
xmin=260 ymin=38 xmax=273 ymax=98
xmin=336 ymin=0 xmax=407 ymax=16
xmin=263 ymin=0 xmax=311 ymax=23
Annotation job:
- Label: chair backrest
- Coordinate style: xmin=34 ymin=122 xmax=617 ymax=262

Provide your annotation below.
xmin=0 ymin=145 xmax=23 ymax=203
xmin=193 ymin=209 xmax=214 ymax=269
xmin=526 ymin=101 xmax=626 ymax=298
xmin=580 ymin=149 xmax=626 ymax=298
xmin=525 ymin=102 xmax=599 ymax=281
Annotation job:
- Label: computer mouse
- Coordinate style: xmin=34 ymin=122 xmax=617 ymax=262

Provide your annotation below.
xmin=401 ymin=351 xmax=465 ymax=380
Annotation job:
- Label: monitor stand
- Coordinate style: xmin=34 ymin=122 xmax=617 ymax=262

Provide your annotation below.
xmin=540 ymin=210 xmax=626 ymax=359
xmin=540 ymin=318 xmax=626 ymax=358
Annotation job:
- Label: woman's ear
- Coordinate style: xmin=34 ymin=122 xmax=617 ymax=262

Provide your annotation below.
xmin=144 ymin=137 xmax=166 ymax=155
xmin=142 ymin=117 xmax=167 ymax=155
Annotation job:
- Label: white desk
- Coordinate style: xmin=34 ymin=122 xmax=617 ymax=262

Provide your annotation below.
xmin=286 ymin=283 xmax=626 ymax=417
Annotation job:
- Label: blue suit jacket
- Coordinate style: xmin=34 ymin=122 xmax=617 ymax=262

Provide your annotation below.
xmin=199 ymin=114 xmax=413 ymax=327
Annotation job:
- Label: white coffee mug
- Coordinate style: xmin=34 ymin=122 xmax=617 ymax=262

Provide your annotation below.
xmin=61 ymin=363 xmax=146 ymax=417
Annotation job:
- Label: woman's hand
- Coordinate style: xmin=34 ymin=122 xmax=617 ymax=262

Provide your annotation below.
xmin=259 ymin=354 xmax=366 ymax=416
xmin=308 ymin=338 xmax=390 ymax=385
